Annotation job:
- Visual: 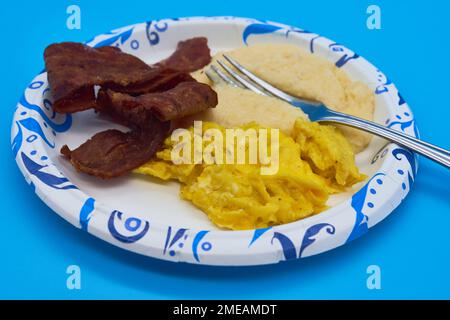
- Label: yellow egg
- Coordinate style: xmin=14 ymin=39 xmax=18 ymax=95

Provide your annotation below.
xmin=135 ymin=119 xmax=365 ymax=230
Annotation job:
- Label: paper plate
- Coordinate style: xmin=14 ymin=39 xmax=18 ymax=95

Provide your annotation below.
xmin=11 ymin=16 xmax=418 ymax=266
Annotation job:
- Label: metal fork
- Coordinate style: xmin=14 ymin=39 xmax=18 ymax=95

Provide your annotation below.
xmin=206 ymin=54 xmax=450 ymax=169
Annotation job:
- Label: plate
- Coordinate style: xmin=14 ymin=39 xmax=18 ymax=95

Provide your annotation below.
xmin=11 ymin=16 xmax=419 ymax=266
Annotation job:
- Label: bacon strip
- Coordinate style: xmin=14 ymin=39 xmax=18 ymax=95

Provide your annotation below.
xmin=97 ymin=82 xmax=218 ymax=124
xmin=61 ymin=119 xmax=170 ymax=179
xmin=45 ymin=43 xmax=148 ymax=113
xmin=107 ymin=68 xmax=194 ymax=96
xmin=156 ymin=37 xmax=211 ymax=73
xmin=44 ymin=37 xmax=211 ymax=113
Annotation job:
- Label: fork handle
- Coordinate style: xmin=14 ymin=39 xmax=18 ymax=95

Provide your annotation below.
xmin=320 ymin=111 xmax=450 ymax=169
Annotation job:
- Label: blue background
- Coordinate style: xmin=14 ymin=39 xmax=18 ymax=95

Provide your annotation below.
xmin=1 ymin=0 xmax=449 ymax=299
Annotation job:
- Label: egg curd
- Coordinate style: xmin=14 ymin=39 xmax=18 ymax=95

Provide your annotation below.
xmin=135 ymin=119 xmax=365 ymax=230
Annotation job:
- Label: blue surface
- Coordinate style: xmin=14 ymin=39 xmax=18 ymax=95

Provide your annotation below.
xmin=1 ymin=0 xmax=449 ymax=299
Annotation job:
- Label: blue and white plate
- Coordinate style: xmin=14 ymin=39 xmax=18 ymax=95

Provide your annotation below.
xmin=11 ymin=17 xmax=418 ymax=266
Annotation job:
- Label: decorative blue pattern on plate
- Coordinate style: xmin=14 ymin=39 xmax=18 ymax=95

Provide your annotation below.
xmin=108 ymin=210 xmax=150 ymax=243
xmin=249 ymin=227 xmax=272 ymax=246
xmin=328 ymin=43 xmax=360 ymax=67
xmin=299 ymin=223 xmax=336 ymax=258
xmin=79 ymin=197 xmax=95 ymax=231
xmin=11 ymin=122 xmax=23 ymax=157
xmin=242 ymin=23 xmax=284 ymax=44
xmin=146 ymin=20 xmax=169 ymax=46
xmin=392 ymin=147 xmax=417 ymax=191
xmin=21 ymin=152 xmax=77 ymax=190
xmin=347 ymin=173 xmax=386 ymax=242
xmin=192 ymin=230 xmax=213 ymax=262
xmin=19 ymin=94 xmax=72 ymax=132
xmin=164 ymin=226 xmax=188 ymax=256
xmin=271 ymin=232 xmax=297 ymax=260
xmin=93 ymin=27 xmax=134 ymax=48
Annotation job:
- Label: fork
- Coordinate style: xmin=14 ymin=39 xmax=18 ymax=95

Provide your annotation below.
xmin=205 ymin=54 xmax=450 ymax=169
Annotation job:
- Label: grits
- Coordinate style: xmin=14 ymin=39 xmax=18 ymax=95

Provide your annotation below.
xmin=190 ymin=43 xmax=375 ymax=152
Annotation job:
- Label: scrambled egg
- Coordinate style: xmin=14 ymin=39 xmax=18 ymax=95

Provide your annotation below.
xmin=135 ymin=119 xmax=365 ymax=230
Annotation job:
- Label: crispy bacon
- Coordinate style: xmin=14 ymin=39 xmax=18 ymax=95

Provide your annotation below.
xmin=97 ymin=82 xmax=218 ymax=124
xmin=45 ymin=43 xmax=150 ymax=113
xmin=61 ymin=119 xmax=170 ymax=179
xmin=156 ymin=37 xmax=211 ymax=73
xmin=44 ymin=37 xmax=211 ymax=113
xmin=107 ymin=68 xmax=194 ymax=96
